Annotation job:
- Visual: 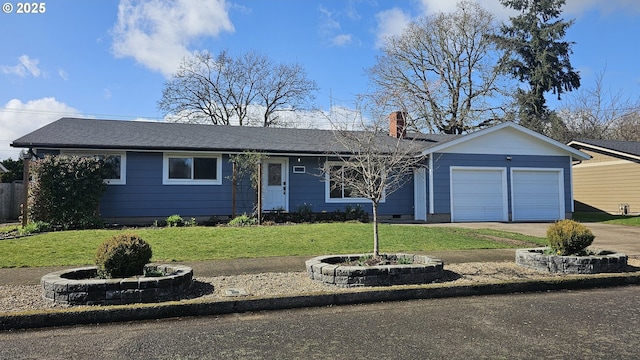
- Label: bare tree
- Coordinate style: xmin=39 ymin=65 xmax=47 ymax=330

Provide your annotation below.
xmin=324 ymin=101 xmax=427 ymax=257
xmin=159 ymin=50 xmax=318 ymax=127
xmin=559 ymin=69 xmax=640 ymax=141
xmin=369 ymin=0 xmax=508 ymax=134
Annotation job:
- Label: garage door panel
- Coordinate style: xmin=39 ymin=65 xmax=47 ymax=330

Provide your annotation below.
xmin=451 ymin=168 xmax=507 ymax=222
xmin=512 ymin=170 xmax=563 ymax=221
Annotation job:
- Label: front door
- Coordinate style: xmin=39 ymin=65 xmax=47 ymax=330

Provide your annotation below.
xmin=262 ymin=158 xmax=288 ymax=211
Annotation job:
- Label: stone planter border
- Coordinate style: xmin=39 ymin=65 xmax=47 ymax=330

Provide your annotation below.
xmin=305 ymin=253 xmax=444 ymax=287
xmin=41 ymin=264 xmax=193 ymax=305
xmin=515 ymin=247 xmax=628 ymax=274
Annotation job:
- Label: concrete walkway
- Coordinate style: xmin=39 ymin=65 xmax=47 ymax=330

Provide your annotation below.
xmin=427 ymin=222 xmax=640 ymax=256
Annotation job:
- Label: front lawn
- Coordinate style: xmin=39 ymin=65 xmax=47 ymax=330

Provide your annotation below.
xmin=0 ymin=223 xmax=546 ymax=268
xmin=573 ymin=213 xmax=640 ymax=226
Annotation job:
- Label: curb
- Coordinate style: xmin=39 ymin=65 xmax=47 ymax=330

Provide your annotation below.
xmin=2 ymin=273 xmax=639 ymax=330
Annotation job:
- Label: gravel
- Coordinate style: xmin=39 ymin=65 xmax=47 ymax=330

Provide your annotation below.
xmin=2 ymin=259 xmax=639 ymax=315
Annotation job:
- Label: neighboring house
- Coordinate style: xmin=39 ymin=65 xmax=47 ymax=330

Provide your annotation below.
xmin=11 ymin=116 xmax=589 ymax=224
xmin=568 ymin=139 xmax=640 ymax=215
xmin=0 ymin=163 xmax=7 ymax=173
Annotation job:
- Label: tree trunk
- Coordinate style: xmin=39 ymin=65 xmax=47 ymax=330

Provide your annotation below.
xmin=372 ymin=202 xmax=379 ymax=257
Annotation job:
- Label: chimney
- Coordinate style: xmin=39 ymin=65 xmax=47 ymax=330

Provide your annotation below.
xmin=389 ymin=111 xmax=406 ymax=138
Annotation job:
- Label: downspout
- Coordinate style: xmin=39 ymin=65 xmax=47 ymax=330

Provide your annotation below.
xmin=428 ymin=154 xmax=434 ymax=216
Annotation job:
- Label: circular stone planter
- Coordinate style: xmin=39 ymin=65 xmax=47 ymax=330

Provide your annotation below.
xmin=515 ymin=247 xmax=628 ymax=274
xmin=41 ymin=264 xmax=193 ymax=305
xmin=305 ymin=253 xmax=444 ymax=287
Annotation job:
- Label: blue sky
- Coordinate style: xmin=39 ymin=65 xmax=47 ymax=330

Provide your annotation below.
xmin=1 ymin=0 xmax=639 ymax=160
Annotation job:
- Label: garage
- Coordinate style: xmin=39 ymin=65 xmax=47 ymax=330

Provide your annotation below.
xmin=511 ymin=169 xmax=564 ymax=221
xmin=450 ymin=167 xmax=508 ymax=222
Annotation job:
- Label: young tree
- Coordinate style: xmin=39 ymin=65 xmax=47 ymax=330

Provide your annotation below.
xmin=559 ymin=69 xmax=640 ymax=141
xmin=325 ymin=103 xmax=427 ymax=257
xmin=158 ymin=50 xmax=318 ymax=127
xmin=369 ymin=1 xmax=508 ymax=134
xmin=492 ymin=0 xmax=580 ymax=134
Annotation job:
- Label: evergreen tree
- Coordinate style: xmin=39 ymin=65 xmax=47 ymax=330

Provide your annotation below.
xmin=493 ymin=0 xmax=580 ymax=134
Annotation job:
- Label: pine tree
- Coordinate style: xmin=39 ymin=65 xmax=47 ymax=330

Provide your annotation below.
xmin=493 ymin=0 xmax=580 ymax=134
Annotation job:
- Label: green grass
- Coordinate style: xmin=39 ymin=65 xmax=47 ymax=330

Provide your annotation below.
xmin=573 ymin=212 xmax=640 ymax=226
xmin=0 ymin=223 xmax=546 ymax=268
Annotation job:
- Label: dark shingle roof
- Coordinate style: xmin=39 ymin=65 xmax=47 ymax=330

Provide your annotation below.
xmin=11 ymin=117 xmax=444 ymax=154
xmin=571 ymin=139 xmax=640 ymax=158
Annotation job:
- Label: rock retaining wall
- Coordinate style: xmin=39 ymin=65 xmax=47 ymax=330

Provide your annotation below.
xmin=305 ymin=253 xmax=444 ymax=287
xmin=515 ymin=247 xmax=628 ymax=274
xmin=41 ymin=264 xmax=193 ymax=305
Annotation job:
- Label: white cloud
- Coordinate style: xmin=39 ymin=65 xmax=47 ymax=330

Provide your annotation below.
xmin=58 ymin=69 xmax=68 ymax=80
xmin=2 ymin=55 xmax=42 ymax=78
xmin=332 ymin=34 xmax=353 ymax=47
xmin=0 ymin=98 xmax=80 ymax=160
xmin=374 ymin=8 xmax=413 ymax=48
xmin=564 ymin=0 xmax=640 ymax=16
xmin=375 ymin=0 xmax=640 ymax=49
xmin=419 ymin=0 xmax=640 ymax=20
xmin=111 ymin=0 xmax=235 ymax=77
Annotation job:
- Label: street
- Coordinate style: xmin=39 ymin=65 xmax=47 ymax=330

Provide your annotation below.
xmin=1 ymin=286 xmax=639 ymax=359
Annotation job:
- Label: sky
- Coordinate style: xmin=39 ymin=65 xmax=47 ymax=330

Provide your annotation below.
xmin=1 ymin=0 xmax=639 ymax=160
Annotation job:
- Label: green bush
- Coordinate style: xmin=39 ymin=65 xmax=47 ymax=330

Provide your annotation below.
xmin=546 ymin=219 xmax=595 ymax=255
xmin=165 ymin=214 xmax=183 ymax=227
xmin=94 ymin=233 xmax=152 ymax=278
xmin=228 ymin=214 xmax=257 ymax=227
xmin=28 ymin=155 xmax=114 ymax=230
xmin=18 ymin=221 xmax=51 ymax=235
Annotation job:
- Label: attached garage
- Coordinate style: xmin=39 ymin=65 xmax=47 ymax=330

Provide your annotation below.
xmin=450 ymin=167 xmax=508 ymax=222
xmin=511 ymin=169 xmax=564 ymax=221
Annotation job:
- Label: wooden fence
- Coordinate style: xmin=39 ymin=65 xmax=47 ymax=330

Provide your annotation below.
xmin=0 ymin=182 xmax=24 ymax=221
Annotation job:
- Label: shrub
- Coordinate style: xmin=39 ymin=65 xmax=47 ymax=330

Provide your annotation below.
xmin=18 ymin=221 xmax=51 ymax=235
xmin=228 ymin=214 xmax=257 ymax=227
xmin=546 ymin=219 xmax=595 ymax=256
xmin=165 ymin=214 xmax=183 ymax=227
xmin=28 ymin=155 xmax=114 ymax=230
xmin=94 ymin=233 xmax=152 ymax=278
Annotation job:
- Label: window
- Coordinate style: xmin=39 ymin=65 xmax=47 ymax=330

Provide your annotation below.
xmin=163 ymin=153 xmax=222 ymax=185
xmin=61 ymin=151 xmax=126 ymax=185
xmin=325 ymin=162 xmax=374 ymax=203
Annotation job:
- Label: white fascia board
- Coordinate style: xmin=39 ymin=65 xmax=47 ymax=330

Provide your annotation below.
xmin=567 ymin=140 xmax=640 ymax=162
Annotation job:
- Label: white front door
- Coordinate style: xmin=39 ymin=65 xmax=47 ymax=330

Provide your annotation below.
xmin=262 ymin=158 xmax=288 ymax=211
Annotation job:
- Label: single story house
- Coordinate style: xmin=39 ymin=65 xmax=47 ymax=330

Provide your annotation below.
xmin=568 ymin=139 xmax=640 ymax=215
xmin=12 ymin=116 xmax=589 ymax=224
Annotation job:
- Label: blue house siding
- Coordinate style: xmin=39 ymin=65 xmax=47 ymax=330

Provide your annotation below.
xmin=287 ymin=156 xmax=415 ymax=216
xmin=100 ymin=152 xmax=254 ymax=219
xmin=99 ymin=153 xmax=415 ymax=221
xmin=431 ymin=153 xmax=572 ymax=217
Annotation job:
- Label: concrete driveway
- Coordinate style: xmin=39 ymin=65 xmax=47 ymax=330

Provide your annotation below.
xmin=428 ymin=222 xmax=640 ymax=256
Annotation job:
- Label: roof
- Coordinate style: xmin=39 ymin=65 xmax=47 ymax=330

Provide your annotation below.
xmin=0 ymin=163 xmax=7 ymax=173
xmin=10 ymin=117 xmax=424 ymax=155
xmin=568 ymin=139 xmax=640 ymax=160
xmin=12 ymin=117 xmax=588 ymax=161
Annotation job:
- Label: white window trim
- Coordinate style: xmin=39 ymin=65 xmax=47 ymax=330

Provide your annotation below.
xmin=60 ymin=150 xmax=126 ymax=185
xmin=163 ymin=153 xmax=222 ymax=185
xmin=324 ymin=161 xmax=383 ymax=204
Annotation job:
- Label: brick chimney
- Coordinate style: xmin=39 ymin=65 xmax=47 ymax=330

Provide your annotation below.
xmin=389 ymin=111 xmax=406 ymax=138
